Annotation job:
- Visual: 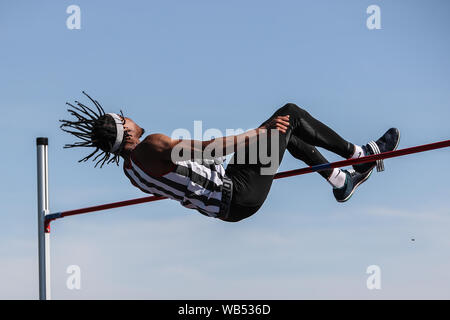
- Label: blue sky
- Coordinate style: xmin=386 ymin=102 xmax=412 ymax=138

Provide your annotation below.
xmin=0 ymin=0 xmax=449 ymax=299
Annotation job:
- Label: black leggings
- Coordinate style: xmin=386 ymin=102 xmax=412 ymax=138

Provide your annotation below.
xmin=223 ymin=103 xmax=354 ymax=222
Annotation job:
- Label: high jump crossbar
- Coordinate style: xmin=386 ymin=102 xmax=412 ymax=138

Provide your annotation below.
xmin=36 ymin=137 xmax=450 ymax=299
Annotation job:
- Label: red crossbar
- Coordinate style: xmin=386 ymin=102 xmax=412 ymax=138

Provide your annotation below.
xmin=274 ymin=139 xmax=450 ymax=179
xmin=60 ymin=195 xmax=167 ymax=219
xmin=47 ymin=139 xmax=450 ymax=223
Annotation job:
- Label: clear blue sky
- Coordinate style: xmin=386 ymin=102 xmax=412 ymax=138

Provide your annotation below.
xmin=1 ymin=0 xmax=449 ymax=299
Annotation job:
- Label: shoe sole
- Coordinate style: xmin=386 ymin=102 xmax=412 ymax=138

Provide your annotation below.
xmin=356 ymin=128 xmax=401 ymax=174
xmin=338 ymin=168 xmax=374 ymax=203
xmin=393 ymin=128 xmax=401 ymax=152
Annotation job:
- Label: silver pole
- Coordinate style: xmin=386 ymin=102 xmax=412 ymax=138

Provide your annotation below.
xmin=37 ymin=137 xmax=51 ymax=300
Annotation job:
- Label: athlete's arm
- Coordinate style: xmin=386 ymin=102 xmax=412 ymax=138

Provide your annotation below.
xmin=162 ymin=115 xmax=289 ymax=159
xmin=132 ymin=115 xmax=289 ymax=174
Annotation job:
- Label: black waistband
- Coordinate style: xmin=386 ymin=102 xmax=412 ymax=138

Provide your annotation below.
xmin=218 ymin=175 xmax=233 ymax=219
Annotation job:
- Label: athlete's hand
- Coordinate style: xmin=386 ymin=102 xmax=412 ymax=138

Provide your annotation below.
xmin=259 ymin=115 xmax=290 ymax=134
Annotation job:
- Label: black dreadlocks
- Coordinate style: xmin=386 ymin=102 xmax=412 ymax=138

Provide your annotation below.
xmin=60 ymin=91 xmax=131 ymax=168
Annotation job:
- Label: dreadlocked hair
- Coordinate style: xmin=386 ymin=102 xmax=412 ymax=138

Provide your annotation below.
xmin=60 ymin=91 xmax=131 ymax=168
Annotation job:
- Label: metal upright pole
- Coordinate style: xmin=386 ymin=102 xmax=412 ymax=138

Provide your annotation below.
xmin=37 ymin=137 xmax=51 ymax=300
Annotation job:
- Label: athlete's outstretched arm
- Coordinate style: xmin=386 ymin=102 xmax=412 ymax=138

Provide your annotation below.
xmin=131 ymin=115 xmax=289 ymax=175
xmin=166 ymin=115 xmax=289 ymax=160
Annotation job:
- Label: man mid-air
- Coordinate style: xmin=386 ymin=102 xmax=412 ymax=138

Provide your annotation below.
xmin=60 ymin=92 xmax=399 ymax=222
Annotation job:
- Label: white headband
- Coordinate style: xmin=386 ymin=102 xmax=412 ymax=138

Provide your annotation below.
xmin=107 ymin=113 xmax=124 ymax=153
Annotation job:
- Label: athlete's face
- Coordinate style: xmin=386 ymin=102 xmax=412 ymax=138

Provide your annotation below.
xmin=124 ymin=117 xmax=145 ymax=142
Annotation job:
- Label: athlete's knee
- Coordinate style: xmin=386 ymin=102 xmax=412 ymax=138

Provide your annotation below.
xmin=279 ymin=103 xmax=307 ymax=117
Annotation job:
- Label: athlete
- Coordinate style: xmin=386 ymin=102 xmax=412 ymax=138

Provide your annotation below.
xmin=60 ymin=92 xmax=400 ymax=222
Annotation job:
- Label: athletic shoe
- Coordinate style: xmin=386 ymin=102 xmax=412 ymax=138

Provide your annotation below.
xmin=353 ymin=128 xmax=400 ymax=174
xmin=333 ymin=169 xmax=373 ymax=203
